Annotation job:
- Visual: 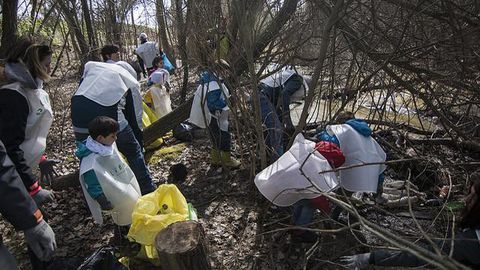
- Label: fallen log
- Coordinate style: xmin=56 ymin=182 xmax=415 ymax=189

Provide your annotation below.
xmin=143 ymin=97 xmax=193 ymax=146
xmin=155 ymin=221 xmax=211 ymax=270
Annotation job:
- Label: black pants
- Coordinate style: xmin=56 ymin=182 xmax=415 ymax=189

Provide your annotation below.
xmin=208 ymin=117 xmax=231 ymax=151
xmin=372 ymin=229 xmax=480 ymax=269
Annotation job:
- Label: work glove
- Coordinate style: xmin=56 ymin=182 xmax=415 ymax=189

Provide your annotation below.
xmin=95 ymin=194 xmax=114 ymax=211
xmin=39 ymin=159 xmax=60 ymax=185
xmin=340 ymin=253 xmax=371 ymax=269
xmin=24 ymin=220 xmax=56 ymax=261
xmin=32 ymin=189 xmax=55 ymax=207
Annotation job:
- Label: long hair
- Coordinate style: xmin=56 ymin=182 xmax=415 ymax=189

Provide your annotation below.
xmin=458 ymin=172 xmax=480 ymax=229
xmin=7 ymin=36 xmax=52 ymax=81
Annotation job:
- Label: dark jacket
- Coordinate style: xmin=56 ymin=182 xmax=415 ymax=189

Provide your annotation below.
xmin=0 ymin=140 xmax=41 ymax=231
xmin=0 ymin=62 xmax=41 ymax=192
xmin=71 ymin=90 xmax=143 ymax=146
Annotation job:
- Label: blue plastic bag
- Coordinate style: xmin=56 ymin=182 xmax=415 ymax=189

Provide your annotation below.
xmin=161 ymin=53 xmax=174 ymax=72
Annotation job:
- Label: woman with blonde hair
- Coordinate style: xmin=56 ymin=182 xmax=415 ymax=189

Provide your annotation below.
xmin=0 ymin=36 xmax=59 ymax=269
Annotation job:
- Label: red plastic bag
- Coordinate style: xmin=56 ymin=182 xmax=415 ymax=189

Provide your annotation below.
xmin=315 ymin=141 xmax=345 ymax=168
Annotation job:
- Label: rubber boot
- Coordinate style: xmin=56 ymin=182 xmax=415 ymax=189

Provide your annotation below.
xmin=220 ymin=151 xmax=241 ymax=168
xmin=210 ymin=149 xmax=221 ymax=165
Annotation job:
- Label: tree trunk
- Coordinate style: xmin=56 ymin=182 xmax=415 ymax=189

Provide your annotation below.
xmin=174 ymin=0 xmax=189 ymax=103
xmin=143 ymin=97 xmax=193 ymax=146
xmin=156 ymin=0 xmax=175 ymax=61
xmin=0 ymin=0 xmax=18 ymax=59
xmin=81 ymin=0 xmax=97 ymax=52
xmin=106 ymin=0 xmax=121 ymax=46
xmin=131 ymin=8 xmax=138 ymax=47
xmin=56 ymin=1 xmax=92 ymax=68
xmin=155 ymin=221 xmax=211 ymax=270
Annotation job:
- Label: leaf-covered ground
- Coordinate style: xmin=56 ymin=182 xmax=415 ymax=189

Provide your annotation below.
xmin=1 ymin=72 xmax=475 ymax=270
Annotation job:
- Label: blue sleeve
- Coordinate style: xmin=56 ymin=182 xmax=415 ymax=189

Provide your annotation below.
xmin=83 ymin=170 xmax=104 ymax=199
xmin=316 ymin=131 xmax=340 ymax=147
xmin=206 ymin=89 xmax=227 ymax=114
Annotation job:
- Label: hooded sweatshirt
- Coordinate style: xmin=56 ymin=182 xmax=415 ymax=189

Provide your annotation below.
xmin=0 ymin=62 xmax=44 ymax=192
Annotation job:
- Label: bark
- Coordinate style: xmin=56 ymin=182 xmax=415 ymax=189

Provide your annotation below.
xmin=56 ymin=1 xmax=91 ymax=65
xmin=156 ymin=0 xmax=175 ymax=61
xmin=106 ymin=0 xmax=121 ymax=46
xmin=0 ymin=0 xmax=18 ymax=59
xmin=174 ymin=0 xmax=189 ymax=103
xmin=81 ymin=0 xmax=97 ymax=52
xmin=155 ymin=221 xmax=212 ymax=270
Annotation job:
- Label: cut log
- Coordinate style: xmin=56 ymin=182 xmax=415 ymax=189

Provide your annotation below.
xmin=143 ymin=97 xmax=193 ymax=146
xmin=155 ymin=221 xmax=211 ymax=270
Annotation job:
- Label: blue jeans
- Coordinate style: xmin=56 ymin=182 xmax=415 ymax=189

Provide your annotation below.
xmin=116 ymin=125 xmax=155 ymax=194
xmin=292 ymin=199 xmax=314 ymax=226
xmin=259 ymin=93 xmax=284 ymax=160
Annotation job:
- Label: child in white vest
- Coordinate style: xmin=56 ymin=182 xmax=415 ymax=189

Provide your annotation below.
xmin=145 ymin=59 xmax=172 ymax=118
xmin=75 ymin=116 xmax=141 ymax=226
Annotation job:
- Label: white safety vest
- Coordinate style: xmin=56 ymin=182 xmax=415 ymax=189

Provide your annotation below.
xmin=75 ymin=61 xmax=143 ymax=130
xmin=0 ymin=82 xmax=53 ymax=169
xmin=149 ymin=85 xmax=172 ymax=118
xmin=327 ymin=124 xmax=386 ymax=193
xmin=79 ymin=145 xmax=141 ymax=226
xmin=261 ymin=69 xmax=309 ymax=102
xmin=254 ymin=134 xmax=338 ymax=206
xmin=135 ymin=42 xmax=158 ymax=68
xmin=188 ymin=81 xmax=230 ymax=131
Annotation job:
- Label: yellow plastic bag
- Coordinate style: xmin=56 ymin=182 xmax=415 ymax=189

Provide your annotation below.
xmin=127 ymin=184 xmax=189 ymax=261
xmin=142 ymin=102 xmax=163 ymax=149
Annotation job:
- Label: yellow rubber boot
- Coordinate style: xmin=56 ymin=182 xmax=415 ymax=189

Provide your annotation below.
xmin=210 ymin=149 xmax=221 ymax=165
xmin=220 ymin=151 xmax=241 ymax=168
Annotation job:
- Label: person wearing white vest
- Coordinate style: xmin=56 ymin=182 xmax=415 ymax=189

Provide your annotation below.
xmin=315 ymin=112 xmax=387 ymax=224
xmin=0 ymin=37 xmax=57 ymax=270
xmin=75 ymin=116 xmax=141 ymax=226
xmin=100 ymin=44 xmax=120 ymax=63
xmin=135 ymin=33 xmax=161 ymax=75
xmin=319 ymin=113 xmax=386 ymax=195
xmin=257 ymin=68 xmax=309 ymax=161
xmin=145 ymin=68 xmax=172 ymax=118
xmin=0 ymin=40 xmax=57 ymax=204
xmin=341 ymin=173 xmax=480 ymax=269
xmin=71 ymin=61 xmax=156 ymax=195
xmin=188 ymin=67 xmax=240 ymax=168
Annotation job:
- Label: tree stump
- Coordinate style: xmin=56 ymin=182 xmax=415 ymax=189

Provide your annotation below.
xmin=155 ymin=221 xmax=211 ymax=270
